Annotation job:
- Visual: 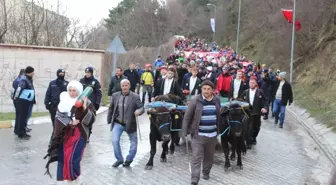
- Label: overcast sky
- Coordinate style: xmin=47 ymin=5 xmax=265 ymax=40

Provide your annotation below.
xmin=44 ymin=0 xmax=123 ymax=26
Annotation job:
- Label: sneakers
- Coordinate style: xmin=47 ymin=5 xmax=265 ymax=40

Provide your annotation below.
xmin=112 ymin=161 xmax=124 ymax=167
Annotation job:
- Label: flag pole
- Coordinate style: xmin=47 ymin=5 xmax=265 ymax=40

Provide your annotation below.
xmin=290 ymin=0 xmax=296 ymax=83
xmin=236 ymin=0 xmax=242 ymax=53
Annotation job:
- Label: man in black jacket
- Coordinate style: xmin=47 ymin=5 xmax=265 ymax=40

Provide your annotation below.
xmin=240 ymin=76 xmax=268 ymax=148
xmin=124 ymin=63 xmax=139 ymax=92
xmin=272 ymin=72 xmax=293 ymax=128
xmin=108 ymin=67 xmax=127 ymax=97
xmin=229 ymin=69 xmax=247 ymax=100
xmin=152 ymin=67 xmax=186 ymax=102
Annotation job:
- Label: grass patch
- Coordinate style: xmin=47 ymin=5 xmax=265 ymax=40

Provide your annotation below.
xmin=294 ymin=85 xmax=336 ymax=132
xmin=0 ymin=112 xmax=50 ymax=121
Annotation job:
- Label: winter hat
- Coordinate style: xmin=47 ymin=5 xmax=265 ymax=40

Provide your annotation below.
xmin=279 ymin=72 xmax=287 ymax=79
xmin=56 ymin=69 xmax=65 ymax=76
xmin=200 ymin=80 xmax=215 ymax=89
xmin=25 ymin=66 xmax=34 ymax=74
xmin=250 ymin=76 xmax=258 ymax=82
xmin=85 ymin=67 xmax=94 ymax=74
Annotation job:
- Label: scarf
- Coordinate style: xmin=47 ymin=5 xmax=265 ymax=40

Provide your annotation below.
xmin=57 ymin=81 xmax=83 ymax=118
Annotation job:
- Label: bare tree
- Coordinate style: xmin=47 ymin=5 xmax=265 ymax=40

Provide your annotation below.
xmin=0 ymin=0 xmax=8 ymax=43
xmin=22 ymin=0 xmax=45 ymax=45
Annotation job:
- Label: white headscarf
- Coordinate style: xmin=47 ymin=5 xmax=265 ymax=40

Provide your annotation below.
xmin=57 ymin=80 xmax=83 ymax=114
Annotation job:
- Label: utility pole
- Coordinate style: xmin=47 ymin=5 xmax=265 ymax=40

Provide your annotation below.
xmin=236 ymin=0 xmax=242 ymax=53
xmin=289 ymin=0 xmax=296 ymax=83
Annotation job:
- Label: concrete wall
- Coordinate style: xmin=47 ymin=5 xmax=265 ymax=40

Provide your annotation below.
xmin=0 ymin=44 xmax=105 ymax=113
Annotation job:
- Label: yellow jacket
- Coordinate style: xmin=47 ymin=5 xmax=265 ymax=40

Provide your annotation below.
xmin=141 ymin=71 xmax=153 ymax=85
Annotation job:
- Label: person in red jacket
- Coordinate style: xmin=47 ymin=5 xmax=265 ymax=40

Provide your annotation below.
xmin=215 ymin=66 xmax=233 ymax=98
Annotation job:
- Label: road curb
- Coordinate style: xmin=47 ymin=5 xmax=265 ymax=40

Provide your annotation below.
xmin=0 ymin=107 xmax=109 ymax=129
xmin=287 ymin=103 xmax=336 ymax=165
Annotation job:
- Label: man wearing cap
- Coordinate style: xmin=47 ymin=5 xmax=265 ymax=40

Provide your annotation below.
xmin=272 ymin=72 xmax=293 ymax=128
xmin=202 ymin=66 xmax=215 ymax=84
xmin=154 ymin=56 xmax=164 ymax=69
xmin=182 ymin=80 xmax=221 ymax=185
xmin=44 ymin=69 xmax=69 ymax=142
xmin=240 ymin=76 xmax=268 ymax=148
xmin=154 ymin=66 xmax=167 ymax=87
xmin=140 ymin=64 xmax=154 ymax=104
xmin=13 ymin=66 xmax=36 ymax=140
xmin=80 ymin=66 xmax=102 ymax=142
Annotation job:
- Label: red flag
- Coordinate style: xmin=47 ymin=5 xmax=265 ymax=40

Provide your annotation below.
xmin=281 ymin=9 xmax=301 ymax=32
xmin=295 ymin=20 xmax=301 ymax=32
xmin=281 ymin=9 xmax=293 ymax=23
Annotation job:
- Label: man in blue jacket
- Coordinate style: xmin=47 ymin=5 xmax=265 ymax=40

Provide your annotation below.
xmin=12 ymin=69 xmax=27 ymax=135
xmin=13 ymin=66 xmax=36 ymax=140
xmin=44 ymin=69 xmax=68 ymax=142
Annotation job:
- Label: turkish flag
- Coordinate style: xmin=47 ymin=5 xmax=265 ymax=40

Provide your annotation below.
xmin=281 ymin=9 xmax=301 ymax=32
xmin=281 ymin=9 xmax=293 ymax=23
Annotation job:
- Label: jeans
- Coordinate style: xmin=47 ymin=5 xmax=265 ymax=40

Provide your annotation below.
xmin=272 ymin=99 xmax=286 ymax=125
xmin=112 ymin=123 xmax=138 ymax=162
xmin=142 ymin=85 xmax=152 ymax=103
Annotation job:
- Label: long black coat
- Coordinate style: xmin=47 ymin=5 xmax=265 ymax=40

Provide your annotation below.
xmin=240 ymin=88 xmax=267 ymax=115
xmin=124 ymin=69 xmax=140 ymax=91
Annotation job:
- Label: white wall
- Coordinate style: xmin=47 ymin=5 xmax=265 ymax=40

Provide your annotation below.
xmin=0 ymin=44 xmax=104 ymax=112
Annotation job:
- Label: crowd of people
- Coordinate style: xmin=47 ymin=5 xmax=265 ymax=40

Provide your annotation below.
xmin=106 ymin=37 xmax=294 ymax=184
xmin=10 ymin=36 xmax=295 ymax=184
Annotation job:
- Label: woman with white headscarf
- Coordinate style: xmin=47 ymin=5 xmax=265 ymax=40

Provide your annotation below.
xmin=44 ymin=80 xmax=96 ymax=184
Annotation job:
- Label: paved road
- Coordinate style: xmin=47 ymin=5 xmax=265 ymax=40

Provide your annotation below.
xmin=0 ymin=111 xmax=333 ymax=185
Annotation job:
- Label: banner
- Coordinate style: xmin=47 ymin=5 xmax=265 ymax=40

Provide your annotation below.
xmin=210 ymin=18 xmax=215 ymax=32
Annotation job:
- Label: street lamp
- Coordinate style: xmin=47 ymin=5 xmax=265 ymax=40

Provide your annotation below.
xmin=207 ymin=3 xmax=216 ymax=41
xmin=236 ymin=0 xmax=242 ymax=54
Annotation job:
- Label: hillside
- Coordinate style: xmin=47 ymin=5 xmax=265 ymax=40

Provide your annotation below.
xmin=221 ymin=0 xmax=336 ymax=129
xmin=105 ymin=0 xmax=336 ymax=129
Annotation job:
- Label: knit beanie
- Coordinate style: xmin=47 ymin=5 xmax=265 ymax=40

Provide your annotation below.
xmin=25 ymin=66 xmax=34 ymax=74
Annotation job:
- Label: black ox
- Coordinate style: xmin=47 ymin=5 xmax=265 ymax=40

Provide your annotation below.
xmin=145 ymin=94 xmax=184 ymax=170
xmin=218 ymin=103 xmax=249 ymax=170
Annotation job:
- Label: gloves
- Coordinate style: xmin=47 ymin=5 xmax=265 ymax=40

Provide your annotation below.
xmin=45 ymin=104 xmax=51 ymax=110
xmin=94 ymin=104 xmax=100 ymax=111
